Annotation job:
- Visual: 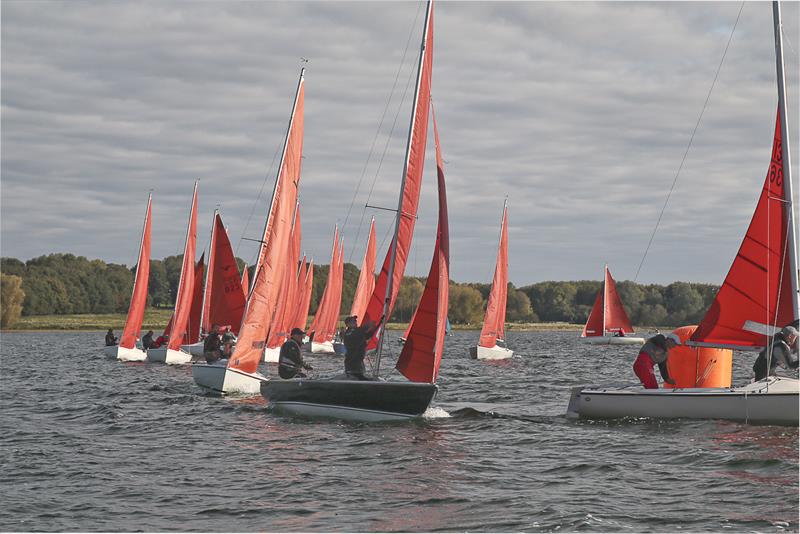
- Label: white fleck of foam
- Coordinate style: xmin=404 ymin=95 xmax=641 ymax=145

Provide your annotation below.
xmin=422 ymin=406 xmax=451 ymax=419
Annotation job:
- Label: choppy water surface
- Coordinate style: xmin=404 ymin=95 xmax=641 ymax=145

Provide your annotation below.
xmin=1 ymin=330 xmax=797 ymax=532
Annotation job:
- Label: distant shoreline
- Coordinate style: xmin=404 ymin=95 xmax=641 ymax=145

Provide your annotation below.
xmin=1 ymin=312 xmax=672 ymax=333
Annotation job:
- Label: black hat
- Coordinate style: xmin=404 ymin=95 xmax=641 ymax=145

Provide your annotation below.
xmin=345 ymin=315 xmax=358 ymax=324
xmin=290 ymin=328 xmax=305 ymax=336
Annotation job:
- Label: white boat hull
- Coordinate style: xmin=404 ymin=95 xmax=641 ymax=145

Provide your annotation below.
xmin=146 ymin=347 xmax=193 ymax=365
xmin=106 ymin=345 xmax=147 ymax=361
xmin=180 ymin=341 xmax=205 ymax=357
xmin=191 ymin=361 xmax=267 ymax=395
xmin=264 ymin=347 xmax=280 ymax=363
xmin=469 ymin=345 xmax=514 ymax=360
xmin=311 ymin=340 xmax=334 ymax=354
xmin=566 ymin=376 xmax=799 ymax=426
xmin=579 ymin=335 xmax=645 ymax=346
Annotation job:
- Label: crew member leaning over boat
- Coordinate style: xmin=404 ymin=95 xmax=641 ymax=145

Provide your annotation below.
xmin=633 ymin=333 xmax=680 ymax=389
xmin=752 ymin=325 xmax=799 ymax=381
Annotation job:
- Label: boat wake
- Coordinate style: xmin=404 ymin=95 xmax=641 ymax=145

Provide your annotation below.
xmin=422 ymin=406 xmax=451 ymax=419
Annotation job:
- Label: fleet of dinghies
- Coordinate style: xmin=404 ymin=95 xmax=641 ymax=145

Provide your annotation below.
xmin=104 ymin=0 xmax=797 ymax=426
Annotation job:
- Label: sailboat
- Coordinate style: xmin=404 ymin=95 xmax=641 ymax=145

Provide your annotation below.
xmin=147 ymin=182 xmax=198 ymax=365
xmin=105 ymin=193 xmax=152 ymax=361
xmin=306 ymin=227 xmax=343 ymax=354
xmin=261 ymin=0 xmax=447 ymax=421
xmin=567 ymin=1 xmax=799 ymax=425
xmin=470 ymin=201 xmax=513 ymax=360
xmin=192 ymin=67 xmax=305 ymax=395
xmin=181 ymin=211 xmax=246 ymax=357
xmin=579 ymin=265 xmax=645 ymax=346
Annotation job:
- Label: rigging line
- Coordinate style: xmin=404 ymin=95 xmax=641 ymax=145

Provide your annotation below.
xmin=782 ymin=26 xmax=798 ymax=60
xmin=342 ymin=0 xmax=424 ymax=259
xmin=348 ymin=22 xmax=421 ymax=265
xmin=633 ymin=1 xmax=745 ymax=283
xmin=235 ymin=139 xmax=284 ymax=263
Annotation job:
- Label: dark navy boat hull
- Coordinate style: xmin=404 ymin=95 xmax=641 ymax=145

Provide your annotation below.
xmin=261 ymin=378 xmax=438 ymax=421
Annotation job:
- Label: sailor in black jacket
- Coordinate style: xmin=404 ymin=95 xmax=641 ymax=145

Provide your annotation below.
xmin=279 ymin=328 xmax=312 ymax=379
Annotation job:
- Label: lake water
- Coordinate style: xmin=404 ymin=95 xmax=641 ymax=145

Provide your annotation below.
xmin=1 ymin=330 xmax=797 ymax=532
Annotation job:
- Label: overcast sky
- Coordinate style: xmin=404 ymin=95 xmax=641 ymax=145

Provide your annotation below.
xmin=2 ymin=1 xmax=798 ymax=287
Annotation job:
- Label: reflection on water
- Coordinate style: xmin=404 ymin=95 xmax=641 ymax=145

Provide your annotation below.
xmin=0 ymin=330 xmax=796 ymax=532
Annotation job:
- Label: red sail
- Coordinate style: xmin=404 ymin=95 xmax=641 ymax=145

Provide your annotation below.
xmin=478 ymin=203 xmax=509 ymax=348
xmin=604 ymin=266 xmax=634 ymax=335
xmin=363 ymin=0 xmax=434 ymax=351
xmin=350 ymin=218 xmax=377 ymax=321
xmin=120 ymin=195 xmax=152 ymax=349
xmin=187 ymin=254 xmax=205 ymax=344
xmin=230 ymin=72 xmax=304 ymax=373
xmin=267 ymin=208 xmax=301 ymax=349
xmin=581 ymin=290 xmax=604 ymax=337
xmin=396 ymin=106 xmax=449 ymax=383
xmin=295 ymin=259 xmax=314 ymax=331
xmin=308 ymin=229 xmax=342 ymax=344
xmin=167 ymin=183 xmax=198 ymax=350
xmin=202 ymin=213 xmax=246 ymax=335
xmin=690 ymin=111 xmax=797 ymax=349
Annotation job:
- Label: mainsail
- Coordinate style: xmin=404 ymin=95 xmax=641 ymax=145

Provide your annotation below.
xmin=396 ymin=106 xmax=449 ymax=383
xmin=362 ymin=0 xmax=435 ymax=360
xmin=119 ymin=194 xmax=152 ymax=349
xmin=229 ymin=69 xmax=305 ymax=374
xmin=167 ymin=182 xmax=198 ymax=351
xmin=689 ymin=111 xmax=798 ymax=350
xmin=350 ymin=217 xmax=377 ymax=321
xmin=187 ymin=253 xmax=205 ymax=344
xmin=202 ymin=212 xmax=246 ymax=335
xmin=478 ymin=202 xmax=509 ymax=348
xmin=308 ymin=227 xmax=342 ymax=344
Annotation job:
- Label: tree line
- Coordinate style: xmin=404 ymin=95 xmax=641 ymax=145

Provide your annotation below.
xmin=0 ymin=253 xmax=717 ymax=328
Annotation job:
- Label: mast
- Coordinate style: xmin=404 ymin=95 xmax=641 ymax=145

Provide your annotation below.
xmin=374 ymin=0 xmax=433 ymax=377
xmin=773 ymin=0 xmax=799 ymax=323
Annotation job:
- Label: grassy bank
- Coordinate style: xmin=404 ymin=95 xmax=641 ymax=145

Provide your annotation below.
xmin=3 ymin=311 xmax=588 ymax=332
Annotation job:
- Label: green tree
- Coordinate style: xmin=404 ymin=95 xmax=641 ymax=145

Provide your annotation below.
xmin=1 ymin=273 xmax=25 ymax=327
xmin=449 ymin=283 xmax=484 ymax=324
xmin=393 ymin=277 xmax=424 ymax=322
xmin=506 ymin=284 xmax=536 ymax=322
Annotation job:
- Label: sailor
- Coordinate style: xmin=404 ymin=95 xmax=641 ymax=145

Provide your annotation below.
xmin=141 ymin=330 xmax=155 ymax=350
xmin=105 ymin=329 xmax=118 ymax=346
xmin=342 ymin=315 xmax=383 ymax=381
xmin=220 ymin=327 xmax=236 ymax=358
xmin=752 ymin=325 xmax=799 ymax=381
xmin=203 ymin=324 xmax=224 ymax=362
xmin=633 ymin=332 xmax=680 ymax=389
xmin=278 ymin=328 xmax=312 ymax=379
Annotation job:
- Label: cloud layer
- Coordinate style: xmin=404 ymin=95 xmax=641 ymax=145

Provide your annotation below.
xmin=2 ymin=1 xmax=798 ymax=286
